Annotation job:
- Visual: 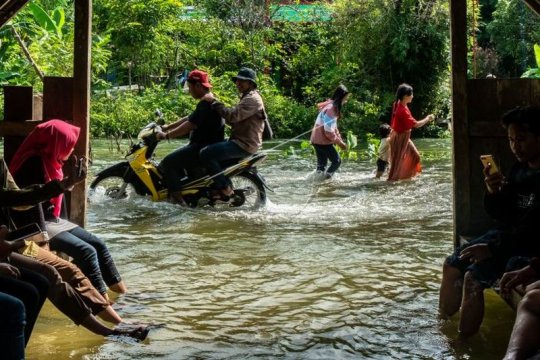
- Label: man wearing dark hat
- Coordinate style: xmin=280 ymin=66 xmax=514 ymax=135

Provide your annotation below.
xmin=200 ymin=67 xmax=268 ymax=199
xmin=157 ymin=69 xmax=224 ymax=205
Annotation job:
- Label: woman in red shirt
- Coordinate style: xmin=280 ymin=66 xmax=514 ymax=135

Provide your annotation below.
xmin=387 ymin=83 xmax=434 ymax=181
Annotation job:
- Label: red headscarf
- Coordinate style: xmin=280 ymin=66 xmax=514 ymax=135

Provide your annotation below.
xmin=9 ymin=119 xmax=80 ymax=217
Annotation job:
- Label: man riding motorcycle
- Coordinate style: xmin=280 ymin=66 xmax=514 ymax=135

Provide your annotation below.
xmin=156 ymin=70 xmax=224 ymax=205
xmin=200 ymin=67 xmax=268 ymax=200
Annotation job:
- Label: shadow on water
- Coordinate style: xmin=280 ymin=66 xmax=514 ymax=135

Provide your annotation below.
xmin=25 ymin=138 xmax=516 ymax=359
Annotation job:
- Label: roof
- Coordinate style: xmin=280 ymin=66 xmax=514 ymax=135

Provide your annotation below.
xmin=0 ymin=0 xmax=30 ymax=28
xmin=270 ymin=4 xmax=332 ymax=22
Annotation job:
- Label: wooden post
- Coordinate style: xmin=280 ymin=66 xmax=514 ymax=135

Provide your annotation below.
xmin=450 ymin=0 xmax=470 ymax=247
xmin=71 ymin=0 xmax=92 ymax=227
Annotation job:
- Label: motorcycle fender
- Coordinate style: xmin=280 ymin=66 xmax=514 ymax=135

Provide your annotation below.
xmin=247 ymin=170 xmax=274 ymax=192
xmin=94 ymin=161 xmax=132 ymax=180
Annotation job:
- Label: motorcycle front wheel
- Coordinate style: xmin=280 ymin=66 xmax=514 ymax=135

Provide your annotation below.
xmin=229 ymin=172 xmax=266 ymax=209
xmin=89 ymin=176 xmax=139 ymax=201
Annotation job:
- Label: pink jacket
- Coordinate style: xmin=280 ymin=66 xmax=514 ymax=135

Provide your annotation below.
xmin=310 ymin=100 xmax=342 ymax=145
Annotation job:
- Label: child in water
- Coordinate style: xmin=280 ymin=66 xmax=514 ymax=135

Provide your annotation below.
xmin=375 ymin=123 xmax=391 ymax=178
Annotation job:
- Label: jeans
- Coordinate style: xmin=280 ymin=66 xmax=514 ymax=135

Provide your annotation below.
xmin=50 ymin=226 xmax=122 ymax=295
xmin=0 ymin=292 xmax=25 ymax=360
xmin=0 ymin=266 xmax=49 ymax=358
xmin=159 ymin=144 xmax=201 ymax=193
xmin=199 ymin=141 xmax=251 ymax=189
xmin=313 ymin=144 xmax=341 ymax=174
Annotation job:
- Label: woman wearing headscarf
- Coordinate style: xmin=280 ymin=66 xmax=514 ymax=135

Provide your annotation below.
xmin=10 ymin=120 xmax=127 ymax=299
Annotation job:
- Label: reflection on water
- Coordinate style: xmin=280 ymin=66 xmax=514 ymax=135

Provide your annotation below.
xmin=25 ymin=138 xmax=516 ymax=359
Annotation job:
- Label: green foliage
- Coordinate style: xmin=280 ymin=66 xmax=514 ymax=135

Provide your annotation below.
xmin=0 ymin=0 xmax=111 ymax=89
xmin=364 ymin=132 xmax=380 ymax=160
xmin=90 ymin=85 xmax=196 ymax=138
xmin=487 ymin=0 xmax=540 ymax=77
xmin=332 ymin=0 xmax=450 ymax=120
xmin=338 ymin=130 xmax=359 ymax=161
xmin=522 ymin=44 xmax=540 ymax=79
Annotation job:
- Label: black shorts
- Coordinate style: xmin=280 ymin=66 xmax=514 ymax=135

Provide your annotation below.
xmin=376 ymin=158 xmax=388 ymax=172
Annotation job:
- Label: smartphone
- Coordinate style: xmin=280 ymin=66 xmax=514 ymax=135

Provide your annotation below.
xmin=5 ymin=223 xmax=42 ymax=242
xmin=480 ymin=154 xmax=500 ymax=175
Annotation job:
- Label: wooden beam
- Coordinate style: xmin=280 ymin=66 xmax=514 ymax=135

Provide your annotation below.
xmin=43 ymin=77 xmax=73 ymax=121
xmin=0 ymin=120 xmax=41 ymax=137
xmin=0 ymin=0 xmax=31 ymax=28
xmin=70 ymin=0 xmax=92 ymax=227
xmin=522 ymin=0 xmax=540 ymax=16
xmin=450 ymin=0 xmax=470 ymax=247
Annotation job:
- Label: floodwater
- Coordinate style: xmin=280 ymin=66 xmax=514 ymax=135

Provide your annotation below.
xmin=24 ymin=138 xmax=516 ymax=360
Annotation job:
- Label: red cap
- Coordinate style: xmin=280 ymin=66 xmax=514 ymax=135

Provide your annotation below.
xmin=187 ymin=70 xmax=212 ymax=88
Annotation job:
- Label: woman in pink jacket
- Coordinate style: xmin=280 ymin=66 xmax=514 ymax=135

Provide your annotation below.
xmin=310 ymin=85 xmax=350 ymax=179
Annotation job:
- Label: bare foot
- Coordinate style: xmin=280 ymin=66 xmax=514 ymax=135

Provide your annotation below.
xmin=111 ymin=324 xmax=150 ymax=341
xmin=109 ymin=281 xmax=128 ymax=294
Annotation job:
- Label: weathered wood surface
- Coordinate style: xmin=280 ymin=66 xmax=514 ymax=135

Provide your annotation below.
xmin=450 ymin=0 xmax=470 ymax=248
xmin=69 ymin=0 xmax=92 ymax=227
xmin=0 ymin=0 xmax=30 ymax=27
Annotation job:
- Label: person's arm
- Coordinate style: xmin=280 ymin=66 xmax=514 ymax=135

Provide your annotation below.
xmin=1 ymin=156 xmax=85 ymax=208
xmin=0 ymin=181 xmax=66 ymax=208
xmin=162 ymin=116 xmax=189 ymax=132
xmin=413 ymin=114 xmax=434 ymax=128
xmin=212 ymin=95 xmax=262 ymax=124
xmin=162 ymin=120 xmax=196 ymax=140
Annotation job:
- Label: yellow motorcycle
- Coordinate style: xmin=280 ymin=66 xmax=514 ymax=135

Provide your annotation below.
xmin=89 ymin=121 xmax=269 ymax=209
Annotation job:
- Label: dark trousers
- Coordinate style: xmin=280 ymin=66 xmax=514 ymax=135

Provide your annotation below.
xmin=0 ymin=292 xmax=25 ymax=360
xmin=159 ymin=144 xmax=201 ymax=193
xmin=199 ymin=141 xmax=251 ymax=189
xmin=9 ymin=253 xmax=92 ymax=325
xmin=313 ymin=144 xmax=341 ymax=174
xmin=0 ymin=266 xmax=49 ymax=357
xmin=50 ymin=226 xmax=122 ymax=295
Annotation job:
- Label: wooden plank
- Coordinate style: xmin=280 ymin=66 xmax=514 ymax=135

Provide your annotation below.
xmin=450 ymin=0 xmax=470 ymax=247
xmin=467 ymin=80 xmax=500 ymax=125
xmin=522 ymin=0 xmax=540 ymax=16
xmin=2 ymin=85 xmax=33 ymax=163
xmin=0 ymin=120 xmax=41 ymax=137
xmin=530 ymin=80 xmax=540 ymax=104
xmin=0 ymin=0 xmax=30 ymax=28
xmin=43 ymin=77 xmax=74 ymax=121
xmin=469 ymin=121 xmax=507 ymax=137
xmin=498 ymin=79 xmax=531 ymax=111
xmin=3 ymin=85 xmax=33 ymax=121
xmin=69 ymin=0 xmax=92 ymax=227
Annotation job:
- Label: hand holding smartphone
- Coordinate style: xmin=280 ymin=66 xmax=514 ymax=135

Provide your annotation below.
xmin=480 ymin=154 xmax=504 ymax=193
xmin=480 ymin=154 xmax=499 ymax=175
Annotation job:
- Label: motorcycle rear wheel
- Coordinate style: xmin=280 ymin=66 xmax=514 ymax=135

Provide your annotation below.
xmin=228 ymin=172 xmax=266 ymax=209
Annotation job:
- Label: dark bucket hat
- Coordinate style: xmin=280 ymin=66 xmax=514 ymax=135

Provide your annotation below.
xmin=231 ymin=67 xmax=257 ymax=87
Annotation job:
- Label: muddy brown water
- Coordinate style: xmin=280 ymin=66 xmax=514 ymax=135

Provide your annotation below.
xmin=23 ymin=138 xmax=516 ymax=359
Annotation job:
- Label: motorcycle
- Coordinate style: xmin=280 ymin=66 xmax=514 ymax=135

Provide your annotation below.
xmin=89 ymin=112 xmax=270 ymax=209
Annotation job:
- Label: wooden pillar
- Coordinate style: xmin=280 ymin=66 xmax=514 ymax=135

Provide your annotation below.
xmin=71 ymin=0 xmax=92 ymax=227
xmin=450 ymin=0 xmax=469 ymax=247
